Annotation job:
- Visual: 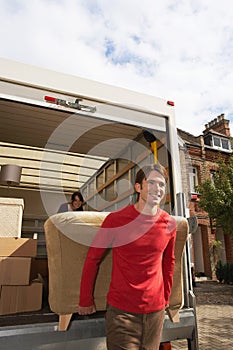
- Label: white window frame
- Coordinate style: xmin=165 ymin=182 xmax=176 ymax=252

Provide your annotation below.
xmin=189 ymin=166 xmax=199 ymax=193
xmin=212 ymin=136 xmax=231 ymax=151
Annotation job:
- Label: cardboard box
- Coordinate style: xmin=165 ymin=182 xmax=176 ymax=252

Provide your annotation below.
xmin=0 ymin=257 xmax=31 ymax=285
xmin=0 ymin=197 xmax=24 ymax=238
xmin=0 ymin=237 xmax=37 ymax=257
xmin=0 ymin=282 xmax=43 ymax=315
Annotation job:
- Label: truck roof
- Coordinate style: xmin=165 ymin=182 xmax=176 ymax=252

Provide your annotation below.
xmin=0 ymin=57 xmax=174 ymax=116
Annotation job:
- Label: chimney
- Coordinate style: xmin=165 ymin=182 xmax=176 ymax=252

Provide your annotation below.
xmin=203 ymin=114 xmax=230 ymax=136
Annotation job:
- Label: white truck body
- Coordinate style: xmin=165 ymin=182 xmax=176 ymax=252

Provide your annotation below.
xmin=0 ymin=58 xmax=198 ymax=349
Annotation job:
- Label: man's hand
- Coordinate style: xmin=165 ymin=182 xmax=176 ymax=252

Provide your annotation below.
xmin=78 ymin=304 xmax=96 ymax=315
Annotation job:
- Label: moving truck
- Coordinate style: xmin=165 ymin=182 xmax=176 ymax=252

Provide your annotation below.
xmin=0 ymin=58 xmax=198 ymax=349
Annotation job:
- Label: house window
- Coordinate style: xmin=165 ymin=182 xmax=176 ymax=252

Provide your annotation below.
xmin=210 ymin=171 xmax=215 ymax=184
xmin=212 ymin=136 xmax=230 ymax=151
xmin=221 ymin=139 xmax=230 ymax=150
xmin=189 ymin=166 xmax=199 ymax=193
xmin=204 ymin=134 xmax=231 ymax=151
xmin=213 ymin=137 xmax=221 ymax=147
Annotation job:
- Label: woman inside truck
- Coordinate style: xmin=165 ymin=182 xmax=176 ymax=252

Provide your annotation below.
xmin=57 ymin=191 xmax=84 ymax=213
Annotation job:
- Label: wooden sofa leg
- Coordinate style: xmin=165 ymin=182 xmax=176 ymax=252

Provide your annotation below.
xmin=166 ymin=308 xmax=180 ymax=323
xmin=58 ymin=314 xmax=72 ymax=331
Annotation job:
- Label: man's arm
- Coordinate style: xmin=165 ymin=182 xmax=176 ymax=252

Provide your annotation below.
xmin=78 ymin=214 xmax=114 ymax=314
xmin=78 ymin=245 xmax=107 ymax=311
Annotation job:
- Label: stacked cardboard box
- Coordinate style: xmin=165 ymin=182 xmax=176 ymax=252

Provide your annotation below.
xmin=0 ymin=237 xmax=43 ymax=315
xmin=0 ymin=197 xmax=24 ymax=238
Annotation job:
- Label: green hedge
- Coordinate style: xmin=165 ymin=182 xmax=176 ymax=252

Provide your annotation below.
xmin=215 ymin=260 xmax=233 ymax=284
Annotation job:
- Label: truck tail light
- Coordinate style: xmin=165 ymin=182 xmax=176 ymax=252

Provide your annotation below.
xmin=44 ymin=96 xmax=57 ymax=103
xmin=167 ymin=101 xmax=175 ymax=106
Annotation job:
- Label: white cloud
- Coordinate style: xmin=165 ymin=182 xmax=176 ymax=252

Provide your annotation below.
xmin=0 ymin=0 xmax=233 ymax=135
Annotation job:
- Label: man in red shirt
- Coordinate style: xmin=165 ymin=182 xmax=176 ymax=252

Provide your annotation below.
xmin=78 ymin=163 xmax=176 ymax=350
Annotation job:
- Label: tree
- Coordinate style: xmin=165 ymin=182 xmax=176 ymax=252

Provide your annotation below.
xmin=197 ymin=155 xmax=233 ymax=236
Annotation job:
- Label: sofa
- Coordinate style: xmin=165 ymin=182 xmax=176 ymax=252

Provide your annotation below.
xmin=44 ymin=211 xmax=188 ymax=331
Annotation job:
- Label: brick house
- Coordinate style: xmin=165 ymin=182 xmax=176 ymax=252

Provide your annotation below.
xmin=178 ymin=114 xmax=233 ymax=279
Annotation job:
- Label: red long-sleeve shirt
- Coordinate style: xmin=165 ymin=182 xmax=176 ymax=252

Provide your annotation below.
xmin=79 ymin=205 xmax=176 ymax=313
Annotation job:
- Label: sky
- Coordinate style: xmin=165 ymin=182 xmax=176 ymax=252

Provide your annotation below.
xmin=1 ymin=0 xmax=233 ymax=136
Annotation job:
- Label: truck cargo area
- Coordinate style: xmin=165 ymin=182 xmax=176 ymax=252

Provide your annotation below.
xmin=0 ymin=59 xmax=199 ymax=349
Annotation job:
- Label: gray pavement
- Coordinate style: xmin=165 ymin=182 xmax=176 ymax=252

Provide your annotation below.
xmin=171 ymin=304 xmax=233 ymax=349
xmin=171 ymin=281 xmax=233 ymax=350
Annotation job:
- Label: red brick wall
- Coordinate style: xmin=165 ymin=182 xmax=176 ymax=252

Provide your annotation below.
xmin=224 ymin=235 xmax=233 ymax=263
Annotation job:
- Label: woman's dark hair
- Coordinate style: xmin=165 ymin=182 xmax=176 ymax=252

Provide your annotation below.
xmin=71 ymin=191 xmax=84 ymax=203
xmin=135 ymin=164 xmax=168 ymax=201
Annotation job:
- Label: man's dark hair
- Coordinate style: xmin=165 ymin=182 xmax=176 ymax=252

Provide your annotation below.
xmin=135 ymin=164 xmax=168 ymax=201
xmin=71 ymin=191 xmax=84 ymax=203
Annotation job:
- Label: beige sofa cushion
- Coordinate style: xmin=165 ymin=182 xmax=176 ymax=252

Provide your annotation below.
xmin=44 ymin=211 xmax=188 ymax=319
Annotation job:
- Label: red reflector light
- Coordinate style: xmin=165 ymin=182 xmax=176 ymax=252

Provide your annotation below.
xmin=159 ymin=342 xmax=172 ymax=350
xmin=44 ymin=95 xmax=56 ymax=102
xmin=167 ymin=101 xmax=175 ymax=106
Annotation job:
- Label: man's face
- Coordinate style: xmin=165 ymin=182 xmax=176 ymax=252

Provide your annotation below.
xmin=135 ymin=170 xmax=166 ymax=207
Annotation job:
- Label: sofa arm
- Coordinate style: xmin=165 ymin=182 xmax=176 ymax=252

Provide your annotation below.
xmin=44 ymin=211 xmax=111 ymax=316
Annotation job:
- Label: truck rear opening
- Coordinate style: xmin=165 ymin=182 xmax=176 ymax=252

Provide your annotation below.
xmin=0 ymin=58 xmax=198 ymax=349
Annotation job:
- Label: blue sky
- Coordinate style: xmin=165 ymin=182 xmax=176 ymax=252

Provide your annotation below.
xmin=1 ymin=0 xmax=233 ymax=135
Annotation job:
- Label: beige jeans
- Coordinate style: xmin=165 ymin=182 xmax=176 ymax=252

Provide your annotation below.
xmin=105 ymin=304 xmax=165 ymax=350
